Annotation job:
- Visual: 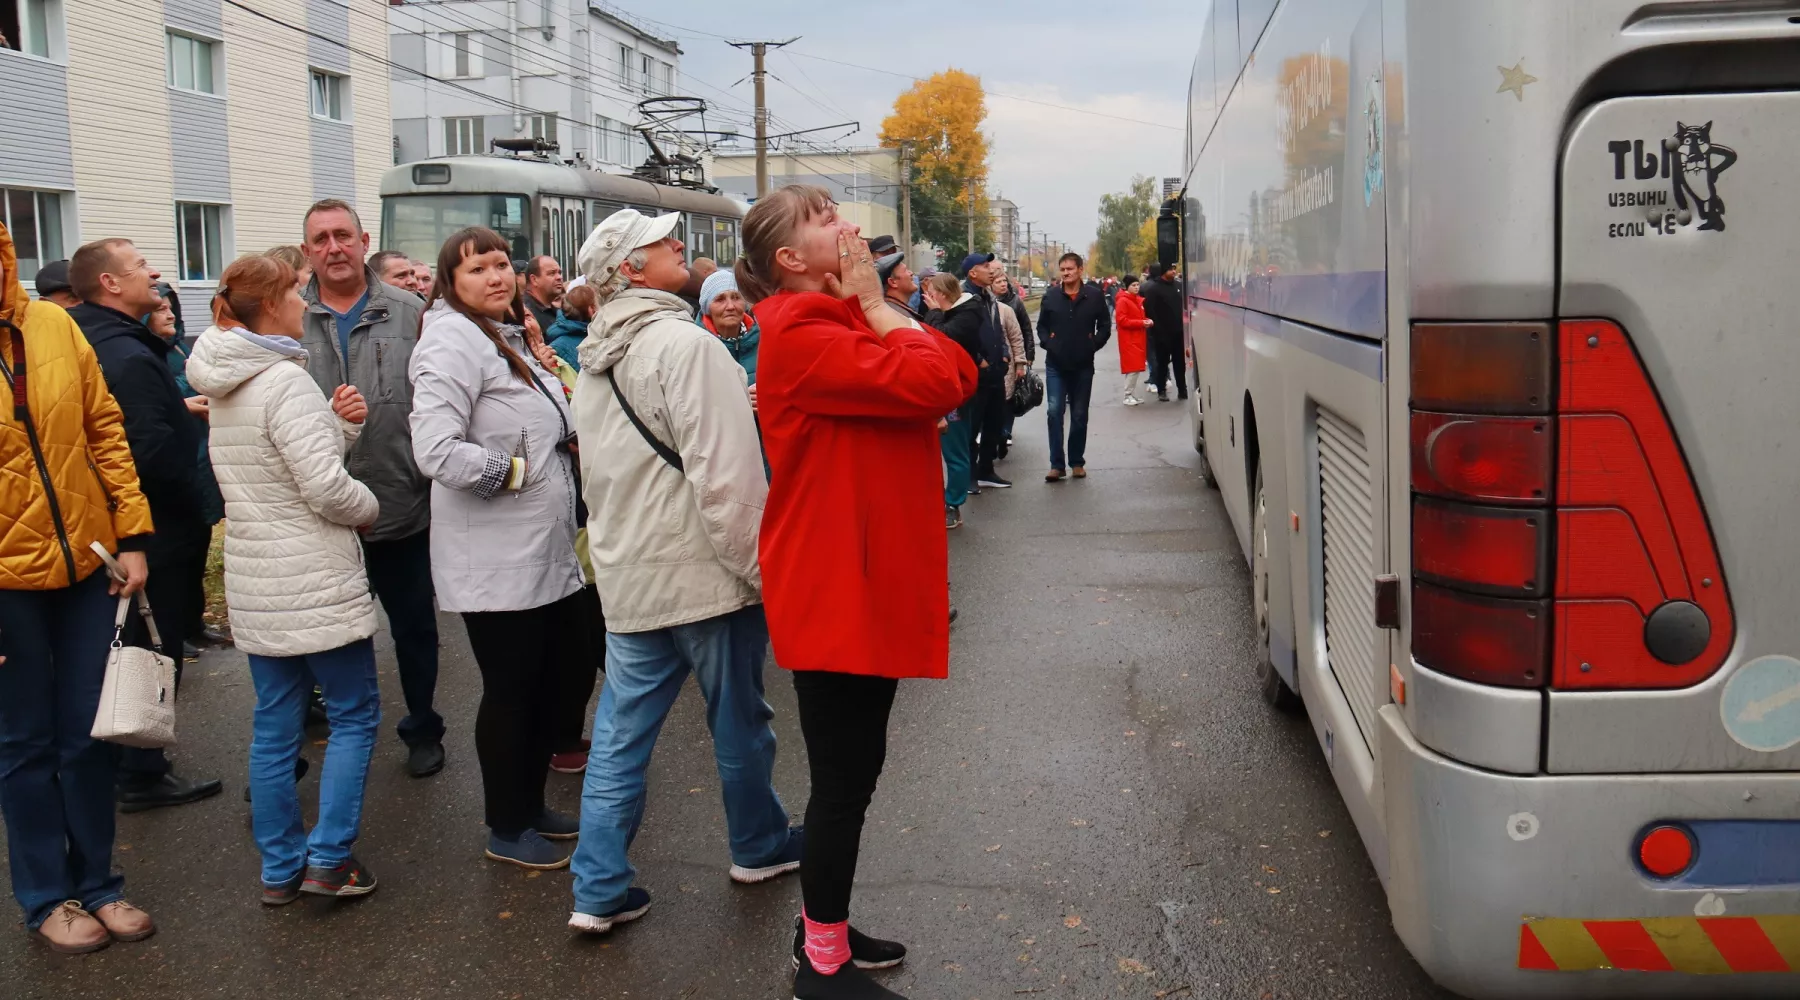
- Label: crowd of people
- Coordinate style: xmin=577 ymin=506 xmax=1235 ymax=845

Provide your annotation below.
xmin=0 ymin=183 xmax=995 ymax=999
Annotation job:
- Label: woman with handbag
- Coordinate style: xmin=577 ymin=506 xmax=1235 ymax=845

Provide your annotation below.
xmin=0 ymin=222 xmax=159 ymax=952
xmin=184 ymin=254 xmax=386 ymax=904
xmin=410 ymin=226 xmax=590 ymax=871
xmin=741 ymin=186 xmax=978 ymax=1000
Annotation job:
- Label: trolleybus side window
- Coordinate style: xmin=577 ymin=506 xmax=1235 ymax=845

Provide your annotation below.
xmin=689 ymin=213 xmax=714 ymax=261
xmin=715 ymin=218 xmax=737 ymax=265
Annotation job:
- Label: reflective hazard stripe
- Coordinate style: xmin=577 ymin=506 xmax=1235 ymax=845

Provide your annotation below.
xmin=1521 ymin=916 xmax=1800 ymax=973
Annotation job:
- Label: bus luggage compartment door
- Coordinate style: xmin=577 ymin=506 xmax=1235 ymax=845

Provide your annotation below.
xmin=1556 ymin=92 xmax=1800 ymax=774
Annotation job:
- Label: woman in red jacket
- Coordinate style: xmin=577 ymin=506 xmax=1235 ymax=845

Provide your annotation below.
xmin=741 ymin=185 xmax=977 ymax=1000
xmin=1113 ymin=274 xmax=1150 ymax=405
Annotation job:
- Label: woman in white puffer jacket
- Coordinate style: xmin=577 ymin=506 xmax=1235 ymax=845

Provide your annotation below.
xmin=184 ymin=254 xmax=384 ymax=906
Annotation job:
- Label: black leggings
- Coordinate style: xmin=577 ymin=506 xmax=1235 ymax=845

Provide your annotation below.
xmin=461 ymin=589 xmax=593 ymax=837
xmin=552 ymin=585 xmax=607 ymax=753
xmin=793 ymin=670 xmax=899 ymax=924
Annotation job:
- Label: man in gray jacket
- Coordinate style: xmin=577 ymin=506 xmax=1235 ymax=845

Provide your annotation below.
xmin=566 ymin=209 xmax=799 ymax=935
xmin=298 ymin=199 xmax=445 ymax=779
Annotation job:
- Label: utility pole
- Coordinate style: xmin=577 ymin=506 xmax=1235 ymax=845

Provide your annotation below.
xmin=1024 ymin=221 xmax=1033 ymax=279
xmin=899 ymin=142 xmax=912 ymax=263
xmin=966 ymin=179 xmax=976 ymax=251
xmin=728 ymin=38 xmax=798 ymax=199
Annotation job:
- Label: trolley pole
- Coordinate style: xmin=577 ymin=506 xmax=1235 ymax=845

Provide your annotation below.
xmin=728 ymin=38 xmax=798 ymax=199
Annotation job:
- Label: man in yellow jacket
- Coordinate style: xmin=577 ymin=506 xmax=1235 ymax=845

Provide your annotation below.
xmin=0 ymin=222 xmax=161 ymax=953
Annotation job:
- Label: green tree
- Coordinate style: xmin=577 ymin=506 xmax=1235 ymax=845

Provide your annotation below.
xmin=880 ymin=69 xmax=994 ymax=266
xmin=1094 ymin=175 xmax=1158 ymax=277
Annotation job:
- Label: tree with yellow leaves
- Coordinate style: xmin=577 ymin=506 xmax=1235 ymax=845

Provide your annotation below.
xmin=880 ymin=69 xmax=994 ymax=267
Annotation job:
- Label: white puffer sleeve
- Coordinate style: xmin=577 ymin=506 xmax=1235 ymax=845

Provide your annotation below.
xmin=265 ymin=365 xmax=380 ymax=528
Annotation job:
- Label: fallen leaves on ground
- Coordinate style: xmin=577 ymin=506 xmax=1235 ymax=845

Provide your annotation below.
xmin=1117 ymin=956 xmax=1152 ymax=975
xmin=1064 ymin=915 xmax=1083 ymax=928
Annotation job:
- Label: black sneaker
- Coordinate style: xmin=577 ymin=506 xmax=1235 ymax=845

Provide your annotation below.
xmin=793 ymin=956 xmax=908 ymax=999
xmin=976 ymin=474 xmax=1012 ymax=489
xmin=300 ymin=857 xmax=377 ymax=898
xmin=407 ymin=741 xmax=446 ymax=778
xmin=945 ymin=506 xmax=962 ymax=530
xmin=792 ymin=916 xmax=907 ymax=971
xmin=262 ymin=875 xmax=302 ymax=906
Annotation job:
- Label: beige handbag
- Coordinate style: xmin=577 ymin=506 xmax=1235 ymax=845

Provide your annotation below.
xmin=88 ymin=543 xmax=178 ymax=749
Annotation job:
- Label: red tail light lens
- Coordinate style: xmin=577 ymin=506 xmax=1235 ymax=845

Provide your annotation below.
xmin=1412 ymin=581 xmax=1549 ymax=688
xmin=1411 ymin=412 xmax=1552 ymax=504
xmin=1553 ymin=320 xmax=1734 ymax=689
xmin=1413 ymin=497 xmax=1548 ymax=597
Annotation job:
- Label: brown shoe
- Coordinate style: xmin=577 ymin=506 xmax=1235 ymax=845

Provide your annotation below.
xmin=93 ymin=900 xmax=156 ymax=943
xmin=1045 ymin=469 xmax=1065 ymax=482
xmin=35 ymin=901 xmax=110 ymax=954
xmin=1072 ymin=466 xmax=1087 ymax=479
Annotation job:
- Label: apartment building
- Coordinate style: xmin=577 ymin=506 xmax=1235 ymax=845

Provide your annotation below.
xmin=991 ymin=196 xmax=1018 ymax=268
xmin=712 ymin=147 xmax=902 ymax=239
xmin=387 ymin=0 xmax=679 ymax=172
xmin=0 ymin=0 xmax=390 ymax=330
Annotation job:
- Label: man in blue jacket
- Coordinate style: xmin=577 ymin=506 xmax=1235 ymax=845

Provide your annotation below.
xmin=66 ymin=239 xmax=224 ymax=812
xmin=1035 ymin=252 xmax=1110 ymax=482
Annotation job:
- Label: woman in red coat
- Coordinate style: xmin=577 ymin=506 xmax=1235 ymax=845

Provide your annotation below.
xmin=741 ymin=185 xmax=977 ymax=1000
xmin=1113 ymin=274 xmax=1150 ymax=405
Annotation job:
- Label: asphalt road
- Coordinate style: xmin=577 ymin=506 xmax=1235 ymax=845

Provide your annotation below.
xmin=0 ymin=340 xmax=1454 ymax=1000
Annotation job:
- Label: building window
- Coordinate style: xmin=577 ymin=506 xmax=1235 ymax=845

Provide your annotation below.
xmin=175 ymin=203 xmax=225 ymax=282
xmin=640 ymin=53 xmax=651 ymax=92
xmin=445 ymin=116 xmax=483 ymax=155
xmin=1 ymin=187 xmax=65 ymax=282
xmin=528 ymin=113 xmax=557 ymax=145
xmin=310 ymin=70 xmax=345 ymax=121
xmin=166 ymin=32 xmax=216 ymax=94
xmin=2 ymin=0 xmax=55 ymax=58
xmin=451 ymin=32 xmax=472 ymax=77
xmin=617 ymin=44 xmax=631 ymax=88
xmin=657 ymin=61 xmax=673 ymax=96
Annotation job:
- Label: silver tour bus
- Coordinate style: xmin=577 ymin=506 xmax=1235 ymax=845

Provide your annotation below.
xmin=1166 ymin=0 xmax=1800 ymax=995
xmin=379 ymin=152 xmax=746 ymax=280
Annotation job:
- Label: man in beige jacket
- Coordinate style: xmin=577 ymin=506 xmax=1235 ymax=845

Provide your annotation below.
xmin=566 ymin=210 xmax=800 ymax=936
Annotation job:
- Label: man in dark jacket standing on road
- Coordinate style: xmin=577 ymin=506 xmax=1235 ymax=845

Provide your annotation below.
xmin=67 ymin=239 xmax=224 ymax=812
xmin=298 ymin=199 xmax=443 ymax=779
xmin=1036 ymin=252 xmax=1110 ymax=482
xmin=1142 ymin=262 xmax=1186 ymax=402
xmin=959 ymin=252 xmax=1016 ymax=490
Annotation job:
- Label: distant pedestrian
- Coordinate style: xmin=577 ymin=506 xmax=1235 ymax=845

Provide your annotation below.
xmin=411 ymin=227 xmax=590 ymax=870
xmin=677 ymin=255 xmax=718 ymax=314
xmin=264 ymin=245 xmax=312 ymax=290
xmin=298 ymin=200 xmax=445 ymax=778
xmin=34 ymin=259 xmax=79 ymax=308
xmin=371 ymin=250 xmax=418 ymax=298
xmin=66 ymin=241 xmax=224 ymax=812
xmin=522 ymin=255 xmax=564 ymax=334
xmin=1113 ymin=275 xmax=1149 ymax=405
xmin=1142 ymin=262 xmax=1186 ymax=402
xmin=1036 ymin=252 xmax=1110 ymax=481
xmin=923 ymin=271 xmax=981 ymax=528
xmin=0 ymin=221 xmax=159 ymax=954
xmin=546 ymin=283 xmax=598 ymax=368
xmin=567 ymin=209 xmax=798 ymax=934
xmin=186 ymin=254 xmax=384 ymax=905
xmin=740 ymin=185 xmax=977 ymax=1000
xmin=697 ymin=269 xmax=759 ymax=399
xmin=147 ymin=285 xmax=225 ymax=646
xmin=410 ymin=259 xmax=433 ymax=297
xmin=992 ymin=272 xmax=1034 ymax=452
xmin=958 ymin=252 xmax=1017 ymax=490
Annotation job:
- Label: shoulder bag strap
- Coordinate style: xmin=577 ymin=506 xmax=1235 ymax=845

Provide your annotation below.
xmin=606 ymin=369 xmax=684 ymax=474
xmin=92 ymin=542 xmax=162 ymax=651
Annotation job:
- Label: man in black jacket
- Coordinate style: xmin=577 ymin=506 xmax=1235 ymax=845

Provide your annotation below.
xmin=1035 ymin=253 xmax=1110 ymax=482
xmin=67 ymin=239 xmax=223 ymax=812
xmin=1142 ymin=262 xmax=1187 ymax=402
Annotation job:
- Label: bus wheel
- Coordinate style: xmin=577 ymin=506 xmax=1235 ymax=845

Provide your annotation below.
xmin=1252 ymin=467 xmax=1301 ymax=712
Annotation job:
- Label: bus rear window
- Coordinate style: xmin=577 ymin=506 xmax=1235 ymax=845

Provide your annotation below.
xmin=383 ymin=194 xmax=531 ymax=263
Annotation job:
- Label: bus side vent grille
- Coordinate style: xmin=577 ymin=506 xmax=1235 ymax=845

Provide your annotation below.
xmin=1319 ymin=407 xmax=1381 ymax=748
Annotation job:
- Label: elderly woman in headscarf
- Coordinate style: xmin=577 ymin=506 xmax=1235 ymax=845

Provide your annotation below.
xmin=697 ymin=270 xmax=760 ymax=410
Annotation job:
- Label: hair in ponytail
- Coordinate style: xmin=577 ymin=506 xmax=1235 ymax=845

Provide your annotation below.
xmin=213 ymin=255 xmax=297 ymax=332
xmin=735 ymin=184 xmax=836 ymax=304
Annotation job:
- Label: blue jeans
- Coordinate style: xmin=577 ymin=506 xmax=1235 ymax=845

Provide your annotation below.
xmin=247 ymin=639 xmax=381 ymax=886
xmin=572 ymin=604 xmax=789 ymax=915
xmin=1045 ymin=364 xmax=1094 ymax=471
xmin=0 ymin=570 xmax=125 ymax=929
xmin=941 ymin=404 xmax=973 ymax=508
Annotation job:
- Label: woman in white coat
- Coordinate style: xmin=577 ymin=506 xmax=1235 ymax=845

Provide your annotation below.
xmin=410 ymin=226 xmax=589 ymax=871
xmin=184 ymin=255 xmax=383 ymax=905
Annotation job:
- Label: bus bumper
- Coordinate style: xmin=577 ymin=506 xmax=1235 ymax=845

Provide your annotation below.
xmin=1379 ymin=705 xmax=1800 ymax=998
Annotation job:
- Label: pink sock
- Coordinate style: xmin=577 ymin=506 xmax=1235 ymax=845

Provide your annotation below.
xmin=803 ymin=912 xmax=851 ymax=975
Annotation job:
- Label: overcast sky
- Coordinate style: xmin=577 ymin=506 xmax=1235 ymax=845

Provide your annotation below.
xmin=610 ymin=1 xmax=1210 ymax=253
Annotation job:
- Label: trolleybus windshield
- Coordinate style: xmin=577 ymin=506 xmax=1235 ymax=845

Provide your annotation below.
xmin=382 ymin=193 xmax=531 ymax=265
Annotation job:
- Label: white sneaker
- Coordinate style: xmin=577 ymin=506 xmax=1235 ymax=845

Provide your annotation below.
xmin=1123 ymin=395 xmax=1140 ymax=406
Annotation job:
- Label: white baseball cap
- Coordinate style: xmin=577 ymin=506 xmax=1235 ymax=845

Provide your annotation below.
xmin=578 ymin=209 xmax=682 ymax=294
